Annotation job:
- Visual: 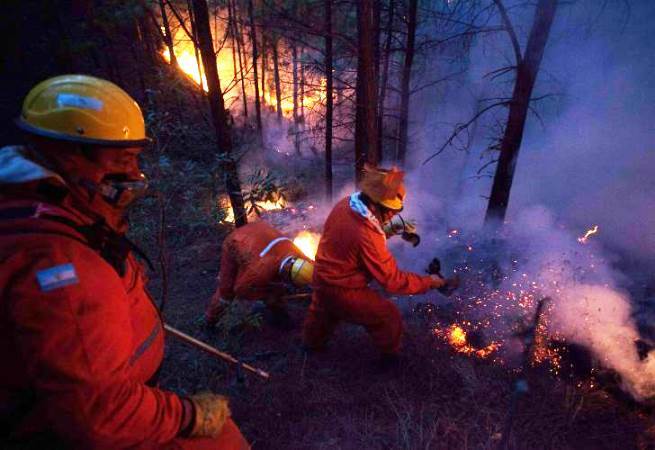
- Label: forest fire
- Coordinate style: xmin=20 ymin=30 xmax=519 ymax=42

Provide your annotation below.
xmin=577 ymin=225 xmax=599 ymax=244
xmin=292 ymin=230 xmax=321 ymax=261
xmin=162 ymin=32 xmax=207 ymax=90
xmin=5 ymin=0 xmax=654 ymax=446
xmin=161 ymin=16 xmax=326 ymax=118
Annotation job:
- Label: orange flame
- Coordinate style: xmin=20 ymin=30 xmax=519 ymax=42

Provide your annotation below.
xmin=577 ymin=225 xmax=599 ymax=244
xmin=435 ymin=324 xmax=500 ymax=359
xmin=160 ymin=14 xmax=327 ymax=117
xmin=293 ymin=230 xmax=321 ymax=261
xmin=217 ymin=194 xmax=287 ymax=224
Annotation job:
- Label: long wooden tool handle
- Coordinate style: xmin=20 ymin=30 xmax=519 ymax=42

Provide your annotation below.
xmin=164 ymin=323 xmax=270 ymax=380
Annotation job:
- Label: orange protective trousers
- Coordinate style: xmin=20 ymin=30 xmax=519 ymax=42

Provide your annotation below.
xmin=302 ymin=197 xmax=434 ymax=355
xmin=303 ymin=286 xmax=403 ymax=354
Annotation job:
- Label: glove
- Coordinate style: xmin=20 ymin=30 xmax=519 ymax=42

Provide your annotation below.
xmin=429 ymin=274 xmax=446 ymax=289
xmin=437 ymin=276 xmax=460 ymax=297
xmin=188 ymin=392 xmax=231 ymax=438
xmin=384 ymin=215 xmax=421 ymax=247
xmin=384 ymin=215 xmax=416 ymax=236
xmin=401 ymin=231 xmax=421 ymax=247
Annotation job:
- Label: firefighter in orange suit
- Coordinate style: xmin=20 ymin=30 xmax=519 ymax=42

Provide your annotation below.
xmin=0 ymin=75 xmax=248 ymax=449
xmin=302 ymin=166 xmax=459 ymax=358
xmin=206 ymin=221 xmax=314 ymax=327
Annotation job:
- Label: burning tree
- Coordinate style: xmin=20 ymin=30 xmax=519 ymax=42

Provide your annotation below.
xmin=191 ymin=0 xmax=247 ymax=226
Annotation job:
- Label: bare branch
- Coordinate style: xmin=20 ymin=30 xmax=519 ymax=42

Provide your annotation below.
xmin=477 ymin=158 xmax=499 ymax=175
xmin=483 ymin=65 xmax=516 ymax=81
xmin=164 ymin=0 xmax=198 ymax=46
xmin=492 ymin=0 xmax=522 ymax=65
xmin=422 ymin=101 xmax=508 ymax=166
xmin=409 ymin=70 xmax=465 ymax=95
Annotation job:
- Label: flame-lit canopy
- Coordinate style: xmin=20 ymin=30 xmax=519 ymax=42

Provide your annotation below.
xmin=160 ymin=15 xmax=327 ymax=117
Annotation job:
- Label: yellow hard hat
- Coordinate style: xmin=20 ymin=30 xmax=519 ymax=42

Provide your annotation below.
xmin=16 ymin=74 xmax=150 ymax=147
xmin=290 ymin=258 xmax=314 ymax=286
xmin=360 ymin=165 xmax=406 ymax=211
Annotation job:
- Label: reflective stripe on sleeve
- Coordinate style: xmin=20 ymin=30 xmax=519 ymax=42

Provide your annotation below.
xmin=258 ymin=237 xmax=292 ymax=258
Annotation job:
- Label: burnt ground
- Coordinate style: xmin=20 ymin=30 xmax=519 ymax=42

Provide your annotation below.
xmin=150 ymin=231 xmax=655 ymax=450
xmin=120 ymin=65 xmax=655 ymax=450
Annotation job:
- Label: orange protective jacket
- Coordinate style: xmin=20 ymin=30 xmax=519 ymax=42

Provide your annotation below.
xmin=313 ymin=196 xmax=433 ymax=294
xmin=218 ymin=221 xmax=304 ymax=301
xmin=0 ymin=197 xmax=187 ymax=448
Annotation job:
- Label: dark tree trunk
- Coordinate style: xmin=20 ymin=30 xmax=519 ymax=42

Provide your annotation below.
xmin=272 ymin=36 xmax=283 ymax=121
xmin=230 ymin=0 xmax=248 ymax=117
xmin=227 ymin=0 xmax=239 ymax=88
xmin=484 ymin=0 xmax=558 ymax=225
xmin=247 ymin=0 xmax=263 ymax=137
xmin=378 ymin=0 xmax=394 ymax=159
xmin=130 ymin=18 xmax=146 ymax=99
xmin=186 ymin=0 xmax=206 ymax=92
xmin=396 ymin=0 xmax=417 ymax=166
xmin=191 ymin=0 xmax=247 ymax=227
xmin=158 ymin=0 xmax=178 ymax=67
xmin=292 ymin=44 xmax=299 ymax=122
xmin=292 ymin=43 xmax=300 ymax=154
xmin=374 ymin=0 xmax=381 ymax=96
xmin=355 ymin=0 xmax=380 ymax=182
xmin=261 ymin=34 xmax=267 ymax=106
xmin=324 ymin=0 xmax=334 ymax=200
xmin=300 ymin=49 xmax=305 ymax=121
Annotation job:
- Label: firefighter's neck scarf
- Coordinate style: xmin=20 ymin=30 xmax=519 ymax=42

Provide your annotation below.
xmin=0 ymin=146 xmax=64 ymax=184
xmin=349 ymin=191 xmax=385 ymax=236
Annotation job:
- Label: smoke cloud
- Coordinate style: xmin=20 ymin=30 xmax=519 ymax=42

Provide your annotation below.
xmin=389 ymin=1 xmax=655 ymax=400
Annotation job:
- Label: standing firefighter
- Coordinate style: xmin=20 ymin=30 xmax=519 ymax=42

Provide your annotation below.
xmin=0 ymin=75 xmax=248 ymax=449
xmin=303 ymin=166 xmax=458 ymax=360
xmin=206 ymin=221 xmax=314 ymax=328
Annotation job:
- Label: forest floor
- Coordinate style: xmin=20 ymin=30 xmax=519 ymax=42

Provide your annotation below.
xmin=155 ymin=231 xmax=655 ymax=449
xmin=127 ymin=66 xmax=655 ymax=450
xmin=135 ymin=170 xmax=655 ymax=450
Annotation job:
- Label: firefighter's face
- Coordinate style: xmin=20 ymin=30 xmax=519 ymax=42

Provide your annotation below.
xmin=91 ymin=147 xmax=143 ymax=179
xmin=88 ymin=147 xmax=148 ymax=209
xmin=380 ymin=208 xmax=396 ymax=225
xmin=370 ymin=203 xmax=396 ymax=225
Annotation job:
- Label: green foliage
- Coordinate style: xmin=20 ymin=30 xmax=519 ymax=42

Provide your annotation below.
xmin=211 ymin=301 xmax=263 ymax=347
xmin=242 ymin=169 xmax=287 ymax=217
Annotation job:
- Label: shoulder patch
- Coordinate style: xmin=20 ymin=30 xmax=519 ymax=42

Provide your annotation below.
xmin=36 ymin=263 xmax=79 ymax=292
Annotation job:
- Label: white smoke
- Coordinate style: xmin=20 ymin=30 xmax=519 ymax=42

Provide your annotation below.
xmin=390 ymin=0 xmax=655 ymax=400
xmin=502 ymin=207 xmax=655 ymax=400
xmin=549 ymin=284 xmax=655 ymax=400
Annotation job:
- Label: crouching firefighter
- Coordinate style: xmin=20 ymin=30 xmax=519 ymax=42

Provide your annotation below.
xmin=206 ymin=221 xmax=314 ymax=329
xmin=302 ymin=165 xmax=459 ymax=361
xmin=0 ymin=75 xmax=249 ymax=449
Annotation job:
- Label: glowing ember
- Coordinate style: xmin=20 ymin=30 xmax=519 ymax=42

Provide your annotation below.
xmin=447 ymin=228 xmax=459 ymax=238
xmin=577 ymin=225 xmax=599 ymax=244
xmin=293 ymin=230 xmax=321 ymax=261
xmin=434 ymin=324 xmax=500 ymax=359
xmin=449 ymin=325 xmax=468 ymax=347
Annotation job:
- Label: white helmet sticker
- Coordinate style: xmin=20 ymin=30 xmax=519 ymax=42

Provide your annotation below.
xmin=56 ymin=93 xmax=104 ymax=111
